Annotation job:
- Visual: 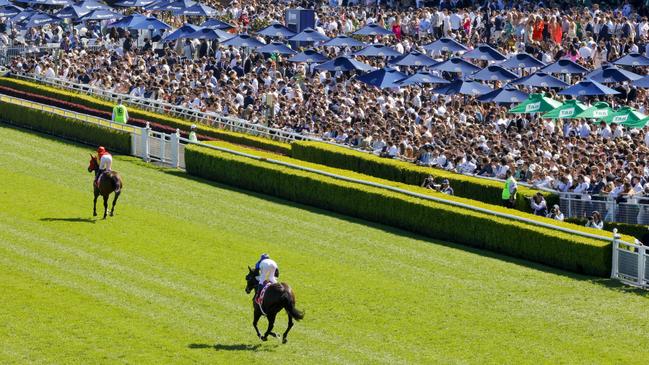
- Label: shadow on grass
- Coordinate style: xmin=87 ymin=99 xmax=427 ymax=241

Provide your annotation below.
xmin=163 ymin=170 xmax=648 ymax=294
xmin=188 ymin=343 xmax=269 ymax=352
xmin=40 ymin=217 xmax=96 ymax=223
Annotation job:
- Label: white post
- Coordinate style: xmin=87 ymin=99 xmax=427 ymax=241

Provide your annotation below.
xmin=638 ymin=245 xmax=646 ymax=287
xmin=159 ymin=132 xmax=166 ymax=163
xmin=170 ymin=128 xmax=180 ymax=169
xmin=142 ymin=122 xmax=151 ymax=162
xmin=611 ymin=228 xmax=620 ymax=279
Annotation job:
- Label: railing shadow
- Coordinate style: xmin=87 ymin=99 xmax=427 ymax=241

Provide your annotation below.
xmin=40 ymin=217 xmax=96 ymax=223
xmin=188 ymin=343 xmax=271 ymax=352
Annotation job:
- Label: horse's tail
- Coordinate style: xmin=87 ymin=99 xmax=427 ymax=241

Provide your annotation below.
xmin=283 ymin=286 xmax=304 ymax=321
xmin=111 ymin=173 xmax=122 ymax=194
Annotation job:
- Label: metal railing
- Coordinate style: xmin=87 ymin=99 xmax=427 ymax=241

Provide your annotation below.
xmin=559 ymin=194 xmax=649 ymax=225
xmin=611 ymin=231 xmax=649 ymax=288
xmin=11 ymin=72 xmax=318 ymax=143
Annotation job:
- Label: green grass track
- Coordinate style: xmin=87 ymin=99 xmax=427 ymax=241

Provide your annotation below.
xmin=1 ymin=124 xmax=649 ymax=364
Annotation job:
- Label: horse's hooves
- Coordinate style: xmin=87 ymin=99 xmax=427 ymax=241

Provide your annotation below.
xmin=269 ymin=332 xmax=278 ymax=338
xmin=93 ymin=212 xmax=97 ymax=217
xmin=261 ymin=336 xmax=268 ymax=342
xmin=282 ymin=338 xmax=287 ymax=344
xmin=110 ymin=212 xmax=114 ymax=217
xmin=102 ymin=216 xmax=107 ymax=220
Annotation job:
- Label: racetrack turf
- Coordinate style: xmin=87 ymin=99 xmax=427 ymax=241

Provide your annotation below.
xmin=1 ymin=124 xmax=649 ymax=364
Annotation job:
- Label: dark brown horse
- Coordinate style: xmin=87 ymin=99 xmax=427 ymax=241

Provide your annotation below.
xmin=88 ymin=155 xmax=123 ymax=219
xmin=245 ymin=267 xmax=304 ymax=344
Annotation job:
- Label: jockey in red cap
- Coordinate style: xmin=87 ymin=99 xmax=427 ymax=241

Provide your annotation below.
xmin=95 ymin=146 xmax=113 ymax=187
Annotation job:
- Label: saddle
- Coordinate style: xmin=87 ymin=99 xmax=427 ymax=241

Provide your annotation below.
xmin=255 ymin=282 xmax=272 ymax=306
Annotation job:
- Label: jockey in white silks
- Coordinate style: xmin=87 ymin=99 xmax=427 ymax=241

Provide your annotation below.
xmin=254 ymin=253 xmax=279 ymax=291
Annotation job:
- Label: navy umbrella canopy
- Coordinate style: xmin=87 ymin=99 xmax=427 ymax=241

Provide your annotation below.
xmin=354 ymin=44 xmax=401 ymax=58
xmin=352 ymin=23 xmax=393 ymax=36
xmin=76 ymin=0 xmax=109 ymax=11
xmin=431 ymin=57 xmax=481 ymax=74
xmin=220 ymin=34 xmax=264 ymax=48
xmin=26 ymin=0 xmax=72 ymax=6
xmin=160 ymin=0 xmax=195 ymax=11
xmin=185 ymin=27 xmax=232 ymax=41
xmin=510 ymin=71 xmax=568 ymax=88
xmin=289 ymin=27 xmax=330 ymax=43
xmin=256 ymin=41 xmax=297 ymax=55
xmin=322 ymin=35 xmax=367 ymax=48
xmin=288 ymin=49 xmax=329 ymax=63
xmin=477 ymin=86 xmax=529 ymax=103
xmin=257 ymin=23 xmax=296 ymax=38
xmin=79 ymin=9 xmax=122 ymax=21
xmin=397 ymin=71 xmax=449 ymax=86
xmin=0 ymin=4 xmax=23 ymax=17
xmin=462 ymin=44 xmax=506 ymax=61
xmin=162 ymin=24 xmax=201 ymax=42
xmin=614 ymin=53 xmax=649 ymax=67
xmin=433 ymin=79 xmax=493 ymax=96
xmin=423 ymin=37 xmax=468 ymax=53
xmin=19 ymin=12 xmax=61 ymax=28
xmin=55 ymin=5 xmax=88 ymax=18
xmin=201 ymin=18 xmax=234 ymax=30
xmin=500 ymin=53 xmax=545 ymax=70
xmin=586 ymin=64 xmax=643 ymax=83
xmin=11 ymin=8 xmax=37 ymax=22
xmin=472 ymin=65 xmax=519 ymax=81
xmin=107 ymin=13 xmax=147 ymax=28
xmin=558 ymin=80 xmax=620 ymax=96
xmin=541 ymin=59 xmax=590 ymax=74
xmin=315 ymin=56 xmax=374 ymax=72
xmin=389 ymin=51 xmax=437 ymax=67
xmin=632 ymin=75 xmax=649 ymax=89
xmin=113 ymin=0 xmax=155 ymax=7
xmin=127 ymin=16 xmax=171 ymax=30
xmin=173 ymin=3 xmax=216 ymax=17
xmin=355 ymin=67 xmax=407 ymax=89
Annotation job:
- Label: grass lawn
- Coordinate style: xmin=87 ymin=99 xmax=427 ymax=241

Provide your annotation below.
xmin=0 ymin=124 xmax=648 ymax=364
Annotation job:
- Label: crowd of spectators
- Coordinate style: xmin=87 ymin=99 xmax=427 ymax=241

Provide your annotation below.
xmin=5 ymin=0 xmax=649 ymax=205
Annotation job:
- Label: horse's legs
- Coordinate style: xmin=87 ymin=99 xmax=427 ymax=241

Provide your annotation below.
xmin=282 ymin=313 xmax=294 ymax=344
xmin=262 ymin=312 xmax=277 ymax=341
xmin=93 ymin=190 xmax=98 ymax=217
xmin=110 ymin=192 xmax=120 ymax=217
xmin=102 ymin=195 xmax=108 ymax=219
xmin=253 ymin=307 xmax=262 ymax=340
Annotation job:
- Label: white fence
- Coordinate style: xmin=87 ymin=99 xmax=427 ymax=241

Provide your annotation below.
xmin=559 ymin=193 xmax=649 ymax=225
xmin=611 ymin=230 xmax=649 ymax=288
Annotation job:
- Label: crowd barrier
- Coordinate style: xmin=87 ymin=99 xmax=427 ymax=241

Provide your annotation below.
xmin=611 ymin=232 xmax=649 ymax=288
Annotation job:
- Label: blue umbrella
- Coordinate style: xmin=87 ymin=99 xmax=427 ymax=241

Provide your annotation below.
xmin=26 ymin=0 xmax=71 ymax=6
xmin=355 ymin=67 xmax=407 ymax=89
xmin=614 ymin=53 xmax=649 ymax=67
xmin=353 ymin=44 xmax=401 ymax=58
xmin=288 ymin=49 xmax=329 ymax=63
xmin=128 ymin=16 xmax=171 ymax=30
xmin=162 ymin=24 xmax=200 ymax=42
xmin=0 ymin=0 xmax=10 ymax=4
xmin=0 ymin=4 xmax=23 ymax=17
xmin=257 ymin=23 xmax=296 ymax=38
xmin=433 ymin=79 xmax=493 ymax=96
xmin=510 ymin=71 xmax=568 ymax=88
xmin=389 ymin=51 xmax=436 ymax=67
xmin=632 ymin=76 xmax=649 ymax=89
xmin=430 ymin=57 xmax=481 ymax=74
xmin=586 ymin=64 xmax=643 ymax=83
xmin=55 ymin=5 xmax=87 ymax=18
xmin=143 ymin=0 xmax=169 ymax=10
xmin=162 ymin=0 xmax=195 ymax=11
xmin=256 ymin=41 xmax=296 ymax=55
xmin=352 ymin=23 xmax=393 ymax=36
xmin=422 ymin=37 xmax=468 ymax=53
xmin=471 ymin=65 xmax=519 ymax=81
xmin=220 ymin=34 xmax=264 ymax=48
xmin=315 ymin=56 xmax=374 ymax=72
xmin=322 ymin=35 xmax=367 ymax=48
xmin=462 ymin=44 xmax=506 ymax=61
xmin=11 ymin=9 xmax=37 ymax=23
xmin=107 ymin=13 xmax=146 ymax=28
xmin=541 ymin=59 xmax=590 ymax=74
xmin=289 ymin=27 xmax=330 ymax=43
xmin=113 ymin=0 xmax=155 ymax=7
xmin=173 ymin=3 xmax=215 ymax=16
xmin=558 ymin=80 xmax=620 ymax=96
xmin=79 ymin=9 xmax=122 ymax=21
xmin=76 ymin=0 xmax=109 ymax=11
xmin=186 ymin=27 xmax=231 ymax=41
xmin=20 ymin=12 xmax=61 ymax=28
xmin=500 ymin=53 xmax=545 ymax=70
xmin=397 ymin=71 xmax=449 ymax=86
xmin=477 ymin=86 xmax=529 ymax=103
xmin=201 ymin=18 xmax=234 ymax=30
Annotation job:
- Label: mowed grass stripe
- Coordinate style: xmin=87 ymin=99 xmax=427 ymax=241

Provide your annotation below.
xmin=2 ymin=124 xmax=649 ymax=364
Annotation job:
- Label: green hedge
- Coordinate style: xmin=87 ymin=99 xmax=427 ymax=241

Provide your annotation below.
xmin=186 ymin=144 xmax=614 ymax=277
xmin=291 ymin=141 xmax=558 ymax=212
xmin=566 ymin=218 xmax=647 ymax=242
xmin=0 ymin=101 xmax=131 ymax=153
xmin=0 ymin=77 xmax=291 ymax=155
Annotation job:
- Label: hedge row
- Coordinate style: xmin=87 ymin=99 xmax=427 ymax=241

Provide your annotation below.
xmin=186 ymin=143 xmax=614 ymax=277
xmin=565 ymin=218 xmax=648 ymax=242
xmin=291 ymin=141 xmax=559 ymax=212
xmin=0 ymin=101 xmax=131 ymax=153
xmin=0 ymin=76 xmax=291 ymax=155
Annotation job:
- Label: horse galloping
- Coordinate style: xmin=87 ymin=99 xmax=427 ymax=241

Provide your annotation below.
xmin=245 ymin=267 xmax=304 ymax=343
xmin=88 ymin=155 xmax=123 ymax=219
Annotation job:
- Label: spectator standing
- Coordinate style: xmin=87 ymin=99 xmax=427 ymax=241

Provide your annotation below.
xmin=529 ymin=193 xmax=548 ymax=216
xmin=502 ymin=170 xmax=517 ymax=208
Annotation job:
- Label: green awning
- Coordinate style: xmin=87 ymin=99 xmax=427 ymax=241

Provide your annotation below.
xmin=541 ymin=99 xmax=589 ymax=119
xmin=599 ymin=106 xmax=648 ymax=128
xmin=574 ymin=102 xmax=614 ymax=119
xmin=508 ymin=93 xmax=563 ymax=114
